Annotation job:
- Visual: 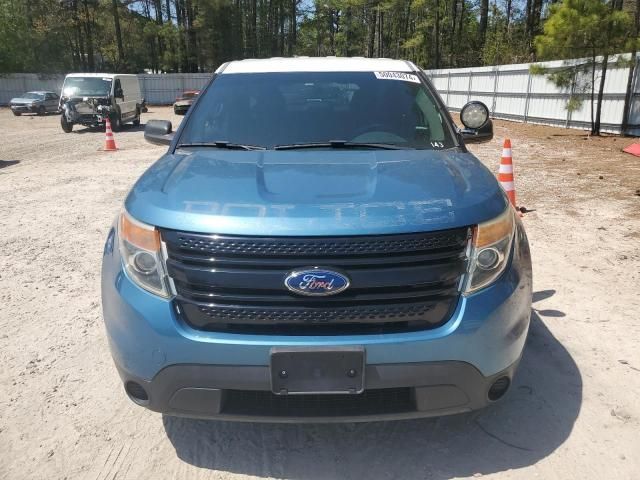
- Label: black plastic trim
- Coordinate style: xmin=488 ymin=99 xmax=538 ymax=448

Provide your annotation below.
xmin=114 ymin=358 xmax=521 ymax=423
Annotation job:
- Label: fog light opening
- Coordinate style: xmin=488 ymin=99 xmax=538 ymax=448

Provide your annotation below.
xmin=125 ymin=381 xmax=149 ymax=404
xmin=488 ymin=376 xmax=511 ymax=401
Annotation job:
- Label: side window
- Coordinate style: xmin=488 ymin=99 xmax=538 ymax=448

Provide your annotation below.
xmin=114 ymin=79 xmax=122 ymax=98
xmin=415 ymin=89 xmax=445 ymax=142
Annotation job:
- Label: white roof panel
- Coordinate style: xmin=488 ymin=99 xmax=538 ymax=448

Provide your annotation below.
xmin=219 ymin=57 xmax=417 ymax=74
xmin=65 ymin=73 xmax=138 ymax=78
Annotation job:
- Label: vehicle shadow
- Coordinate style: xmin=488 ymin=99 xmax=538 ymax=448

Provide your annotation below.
xmin=163 ymin=303 xmax=581 ymax=479
xmin=0 ymin=160 xmax=20 ymax=169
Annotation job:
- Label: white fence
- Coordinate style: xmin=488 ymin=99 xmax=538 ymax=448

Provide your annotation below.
xmin=3 ymin=58 xmax=640 ymax=134
xmin=425 ymin=54 xmax=640 ymax=135
xmin=0 ymin=73 xmax=213 ymax=105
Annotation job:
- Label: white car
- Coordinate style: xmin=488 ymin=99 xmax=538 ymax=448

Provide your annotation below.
xmin=9 ymin=91 xmax=60 ymax=116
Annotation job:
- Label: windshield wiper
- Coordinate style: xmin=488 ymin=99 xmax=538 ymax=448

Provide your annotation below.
xmin=176 ymin=141 xmax=266 ymax=151
xmin=274 ymin=140 xmax=411 ymax=150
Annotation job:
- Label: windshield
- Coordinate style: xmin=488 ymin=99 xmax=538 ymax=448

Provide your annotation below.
xmin=179 ymin=72 xmax=455 ymax=150
xmin=62 ymin=77 xmax=112 ymax=97
xmin=22 ymin=92 xmax=44 ymax=100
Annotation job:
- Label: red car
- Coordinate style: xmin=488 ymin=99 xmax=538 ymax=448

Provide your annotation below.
xmin=173 ymin=90 xmax=200 ymax=115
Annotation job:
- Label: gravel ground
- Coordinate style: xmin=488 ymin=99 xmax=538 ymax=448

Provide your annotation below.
xmin=1 ymin=107 xmax=639 ymax=480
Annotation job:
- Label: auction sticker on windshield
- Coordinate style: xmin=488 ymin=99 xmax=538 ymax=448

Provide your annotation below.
xmin=374 ymin=71 xmax=420 ymax=83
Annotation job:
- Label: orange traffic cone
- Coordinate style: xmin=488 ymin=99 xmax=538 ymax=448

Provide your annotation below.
xmin=103 ymin=117 xmax=118 ymax=151
xmin=498 ymin=139 xmax=517 ymax=210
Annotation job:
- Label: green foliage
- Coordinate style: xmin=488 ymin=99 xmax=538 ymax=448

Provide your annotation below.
xmin=0 ymin=0 xmax=638 ymax=74
xmin=535 ymin=0 xmax=631 ymax=59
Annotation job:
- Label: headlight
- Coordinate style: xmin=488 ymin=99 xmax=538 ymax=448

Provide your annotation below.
xmin=118 ymin=211 xmax=170 ymax=297
xmin=464 ymin=207 xmax=515 ymax=294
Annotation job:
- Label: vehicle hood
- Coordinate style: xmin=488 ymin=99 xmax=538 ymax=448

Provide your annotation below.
xmin=10 ymin=97 xmax=38 ymax=104
xmin=125 ymin=149 xmax=508 ymax=236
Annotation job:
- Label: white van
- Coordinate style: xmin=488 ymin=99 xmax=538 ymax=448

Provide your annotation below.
xmin=59 ymin=73 xmax=144 ymax=132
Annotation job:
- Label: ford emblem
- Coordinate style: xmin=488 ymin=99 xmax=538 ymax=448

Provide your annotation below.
xmin=284 ymin=268 xmax=350 ymax=296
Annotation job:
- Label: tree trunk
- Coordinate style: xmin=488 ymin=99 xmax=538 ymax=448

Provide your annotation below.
xmin=378 ymin=10 xmax=383 ymax=57
xmin=505 ymin=0 xmax=512 ymax=32
xmin=82 ymin=0 xmax=95 ymax=71
xmin=451 ymin=0 xmax=457 ymax=38
xmin=345 ymin=6 xmax=352 ymax=56
xmin=529 ymin=0 xmax=543 ymax=58
xmin=479 ymin=0 xmax=488 ymax=46
xmin=434 ymin=0 xmax=440 ymax=68
xmin=590 ymin=53 xmax=596 ymax=134
xmin=367 ymin=6 xmax=377 ymax=57
xmin=621 ymin=0 xmax=640 ymax=135
xmin=250 ymin=0 xmax=257 ymax=57
xmin=595 ymin=0 xmax=623 ymax=134
xmin=279 ymin=0 xmax=285 ymax=55
xmin=289 ymin=0 xmax=297 ymax=55
xmin=593 ymin=55 xmax=609 ymax=135
xmin=525 ymin=0 xmax=533 ymax=52
xmin=111 ymin=0 xmax=125 ymax=68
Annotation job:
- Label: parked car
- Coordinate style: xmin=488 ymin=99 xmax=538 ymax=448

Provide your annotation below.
xmin=58 ymin=73 xmax=144 ymax=132
xmin=9 ymin=91 xmax=59 ymax=116
xmin=102 ymin=57 xmax=532 ymax=422
xmin=173 ymin=90 xmax=199 ymax=115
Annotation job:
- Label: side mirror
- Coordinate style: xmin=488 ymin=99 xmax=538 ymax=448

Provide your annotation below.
xmin=459 ymin=101 xmax=493 ymax=144
xmin=144 ymin=120 xmax=174 ymax=146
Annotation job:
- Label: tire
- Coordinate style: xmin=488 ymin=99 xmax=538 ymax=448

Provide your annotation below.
xmin=111 ymin=111 xmax=122 ymax=132
xmin=37 ymin=105 xmax=46 ymax=116
xmin=132 ymin=108 xmax=141 ymax=127
xmin=60 ymin=115 xmax=73 ymax=133
xmin=12 ymin=111 xmax=21 ymax=116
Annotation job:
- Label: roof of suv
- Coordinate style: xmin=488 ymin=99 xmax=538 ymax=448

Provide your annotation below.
xmin=65 ymin=73 xmax=138 ymax=78
xmin=218 ymin=57 xmax=419 ymax=74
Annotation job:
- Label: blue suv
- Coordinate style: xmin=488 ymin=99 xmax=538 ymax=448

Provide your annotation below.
xmin=101 ymin=57 xmax=532 ymax=422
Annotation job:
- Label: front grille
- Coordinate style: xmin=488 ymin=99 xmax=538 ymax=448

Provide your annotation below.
xmin=222 ymin=388 xmax=415 ymax=417
xmin=161 ymin=228 xmax=470 ymax=335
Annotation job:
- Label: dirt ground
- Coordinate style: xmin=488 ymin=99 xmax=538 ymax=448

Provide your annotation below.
xmin=1 ymin=107 xmax=639 ymax=480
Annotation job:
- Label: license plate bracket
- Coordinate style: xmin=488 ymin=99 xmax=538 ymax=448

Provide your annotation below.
xmin=270 ymin=347 xmax=365 ymax=395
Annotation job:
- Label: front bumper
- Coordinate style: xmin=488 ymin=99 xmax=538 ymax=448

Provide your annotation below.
xmin=101 ymin=222 xmax=532 ymax=421
xmin=10 ymin=104 xmax=37 ymax=113
xmin=117 ymin=359 xmax=520 ymax=422
xmin=71 ymin=113 xmax=106 ymax=126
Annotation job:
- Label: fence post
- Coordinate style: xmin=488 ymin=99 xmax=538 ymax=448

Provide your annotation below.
xmin=491 ymin=67 xmax=500 ymax=115
xmin=467 ymin=70 xmax=473 ymax=103
xmin=446 ymin=71 xmax=451 ymax=106
xmin=523 ymin=71 xmax=533 ymax=122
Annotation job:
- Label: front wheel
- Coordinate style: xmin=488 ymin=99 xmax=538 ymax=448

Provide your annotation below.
xmin=37 ymin=105 xmax=46 ymax=116
xmin=111 ymin=112 xmax=122 ymax=132
xmin=12 ymin=110 xmax=21 ymax=116
xmin=60 ymin=115 xmax=73 ymax=133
